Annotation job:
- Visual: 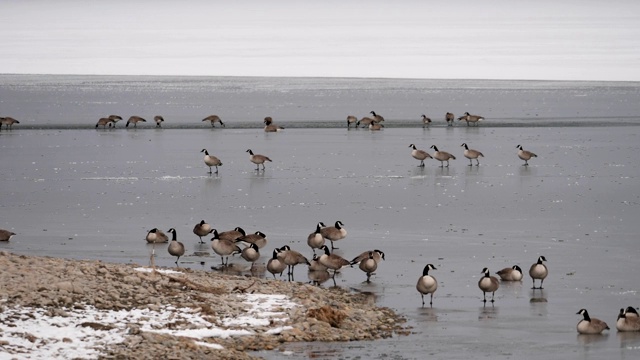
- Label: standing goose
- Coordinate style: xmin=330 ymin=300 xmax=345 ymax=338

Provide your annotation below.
xmin=218 ymin=227 xmax=245 ymax=242
xmin=359 ymin=251 xmax=378 ymax=283
xmin=0 ymin=228 xmax=16 ymax=241
xmin=320 ymin=220 xmax=347 ymax=250
xmin=154 ymin=115 xmax=164 ymax=127
xmin=0 ymin=117 xmax=20 ymax=130
xmin=246 ymin=149 xmax=272 ymax=171
xmin=409 ymin=144 xmax=432 ymax=167
xmin=145 ymin=228 xmax=168 ymax=243
xmin=266 ymin=248 xmax=287 ymax=279
xmin=517 ymin=145 xmax=537 ymax=166
xmin=264 ymin=117 xmax=284 ymax=132
xmin=461 ymin=143 xmax=484 ymax=166
xmin=307 ymin=222 xmax=326 ymax=254
xmin=95 ymin=117 xmax=115 ymax=129
xmin=318 ymin=245 xmax=350 ymax=279
xmin=350 ymin=249 xmax=385 ymax=266
xmin=478 ymin=267 xmax=500 ymax=303
xmin=192 ymin=220 xmax=213 ymax=243
xmin=346 ymin=115 xmax=358 ymax=129
xmin=166 ymin=228 xmax=185 ymax=265
xmin=126 ymin=116 xmax=146 ymax=128
xmin=416 ymin=264 xmax=438 ymax=306
xmin=430 ymin=145 xmax=456 ymax=167
xmin=445 ymin=112 xmax=454 ymax=126
xmin=496 ymin=265 xmax=523 ymax=281
xmin=201 ymin=149 xmax=223 ymax=174
xmin=240 ymin=243 xmax=261 ymax=270
xmin=108 ymin=115 xmax=123 ymax=127
xmin=369 ymin=121 xmax=383 ymax=131
xmin=617 ymin=308 xmax=640 ymax=332
xmin=370 ymin=111 xmax=385 ymax=122
xmin=421 ymin=114 xmax=432 ymax=128
xmin=576 ymin=309 xmax=609 ymax=334
xmin=202 ymin=115 xmax=225 ymax=127
xmin=278 ymin=245 xmax=310 ymax=278
xmin=459 ymin=112 xmax=484 ymax=126
xmin=210 ymin=229 xmax=242 ymax=266
xmin=529 ymin=256 xmax=548 ymax=289
xmin=235 ymin=230 xmax=268 ymax=249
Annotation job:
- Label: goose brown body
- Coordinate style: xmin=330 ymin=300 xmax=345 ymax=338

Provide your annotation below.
xmin=576 ymin=309 xmax=609 ymax=334
xmin=409 ymin=144 xmax=432 ymax=167
xmin=478 ymin=268 xmax=500 ymax=302
xmin=202 ymin=115 xmax=225 ymax=127
xmin=430 ymin=145 xmax=456 ymax=167
xmin=416 ymin=264 xmax=437 ymax=306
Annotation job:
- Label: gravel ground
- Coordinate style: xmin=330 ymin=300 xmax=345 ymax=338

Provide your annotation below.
xmin=0 ymin=251 xmax=408 ymax=359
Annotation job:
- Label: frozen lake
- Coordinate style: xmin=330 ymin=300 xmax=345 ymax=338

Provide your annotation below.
xmin=1 ymin=75 xmax=639 ymax=359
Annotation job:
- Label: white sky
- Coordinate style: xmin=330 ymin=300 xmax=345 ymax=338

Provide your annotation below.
xmin=1 ymin=0 xmax=639 ymax=81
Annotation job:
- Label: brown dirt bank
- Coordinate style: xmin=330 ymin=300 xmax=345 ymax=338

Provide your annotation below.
xmin=0 ymin=251 xmax=408 ymax=359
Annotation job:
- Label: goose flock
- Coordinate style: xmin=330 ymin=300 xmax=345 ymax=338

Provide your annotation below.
xmin=5 ymin=108 xmax=633 ymax=339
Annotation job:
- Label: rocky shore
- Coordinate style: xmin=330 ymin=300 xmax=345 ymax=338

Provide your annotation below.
xmin=0 ymin=251 xmax=408 ymax=359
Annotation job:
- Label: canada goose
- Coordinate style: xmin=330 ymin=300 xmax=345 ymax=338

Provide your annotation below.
xmin=357 ymin=117 xmax=375 ymax=128
xmin=409 ymin=144 xmax=432 ymax=167
xmin=617 ymin=308 xmax=640 ymax=332
xmin=278 ymin=245 xmax=310 ymax=276
xmin=145 ymin=228 xmax=168 ymax=243
xmin=461 ymin=143 xmax=484 ymax=166
xmin=318 ymin=245 xmax=350 ymax=277
xmin=210 ymin=229 xmax=242 ymax=266
xmin=369 ymin=121 xmax=384 ymax=131
xmin=307 ymin=222 xmax=326 ymax=254
xmin=416 ymin=264 xmax=437 ymax=306
xmin=218 ymin=227 xmax=245 ymax=242
xmin=517 ymin=145 xmax=537 ymax=166
xmin=320 ymin=220 xmax=347 ymax=250
xmin=201 ymin=149 xmax=223 ymax=174
xmin=421 ymin=114 xmax=432 ymax=128
xmin=430 ymin=145 xmax=456 ymax=167
xmin=0 ymin=228 xmax=16 ymax=241
xmin=478 ymin=267 xmax=500 ymax=303
xmin=459 ymin=112 xmax=484 ymax=126
xmin=108 ymin=115 xmax=123 ymax=127
xmin=529 ymin=256 xmax=548 ymax=289
xmin=95 ymin=117 xmax=115 ymax=129
xmin=264 ymin=117 xmax=284 ymax=132
xmin=346 ymin=115 xmax=358 ymax=128
xmin=202 ymin=115 xmax=225 ymax=127
xmin=246 ymin=149 xmax=272 ymax=170
xmin=350 ymin=249 xmax=385 ymax=266
xmin=308 ymin=254 xmax=328 ymax=271
xmin=241 ymin=243 xmax=261 ymax=269
xmin=0 ymin=117 xmax=20 ymax=130
xmin=266 ymin=248 xmax=286 ymax=279
xmin=192 ymin=220 xmax=213 ymax=243
xmin=445 ymin=112 xmax=454 ymax=126
xmin=154 ymin=115 xmax=164 ymax=127
xmin=496 ymin=265 xmax=523 ymax=281
xmin=359 ymin=251 xmax=378 ymax=283
xmin=166 ymin=228 xmax=185 ymax=265
xmin=126 ymin=116 xmax=146 ymax=128
xmin=576 ymin=309 xmax=609 ymax=334
xmin=370 ymin=111 xmax=385 ymax=122
xmin=235 ymin=230 xmax=268 ymax=249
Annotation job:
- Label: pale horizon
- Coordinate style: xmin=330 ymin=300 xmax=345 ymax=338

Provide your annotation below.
xmin=1 ymin=0 xmax=639 ymax=82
